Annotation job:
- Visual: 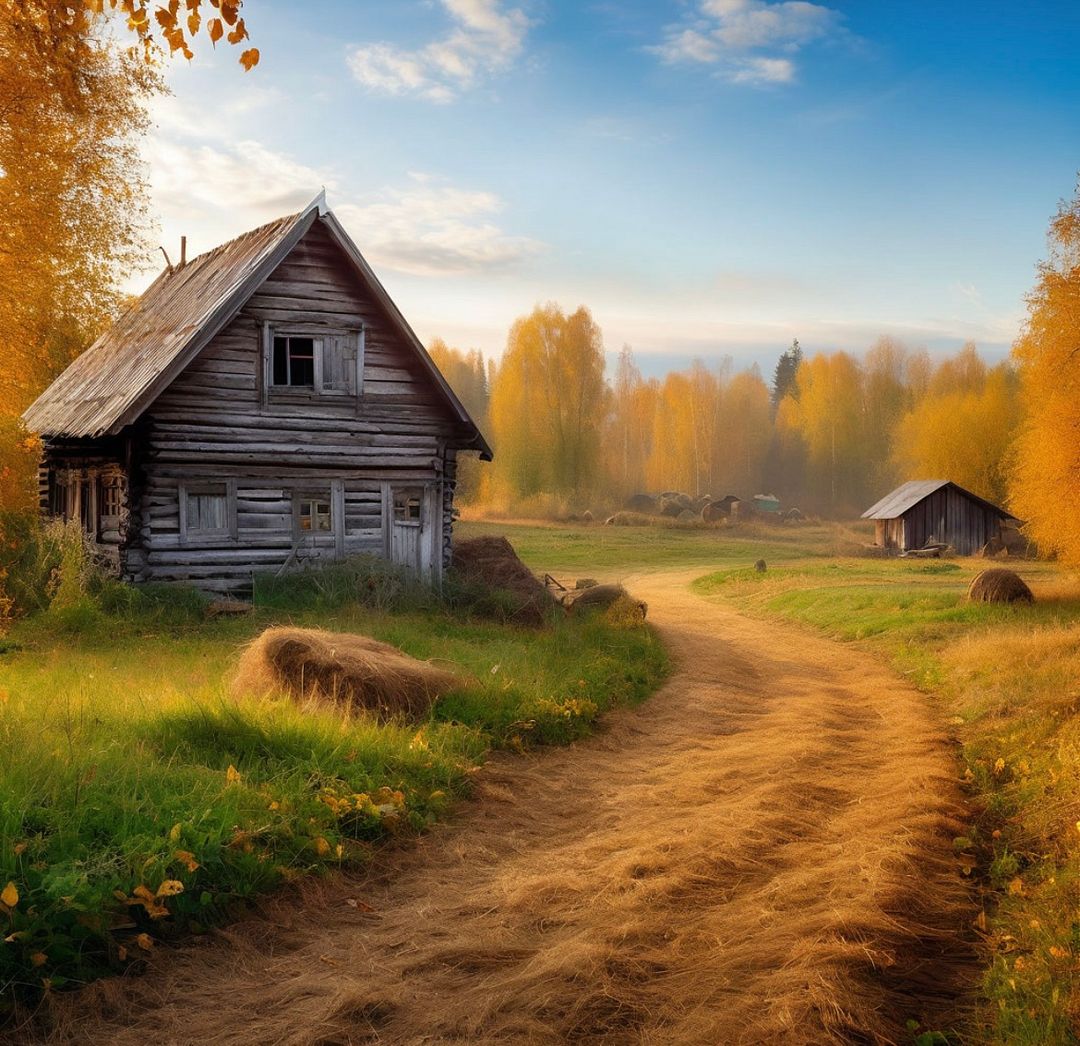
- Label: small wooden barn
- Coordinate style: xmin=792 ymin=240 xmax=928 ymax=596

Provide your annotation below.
xmin=862 ymin=480 xmax=1017 ymax=556
xmin=22 ymin=193 xmax=491 ymax=592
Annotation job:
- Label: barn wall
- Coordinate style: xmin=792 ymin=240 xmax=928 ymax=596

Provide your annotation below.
xmin=132 ymin=221 xmax=474 ymax=591
xmin=899 ymin=487 xmax=1004 ymax=555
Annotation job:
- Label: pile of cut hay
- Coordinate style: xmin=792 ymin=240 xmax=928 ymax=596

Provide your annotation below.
xmin=564 ymin=583 xmax=647 ymax=620
xmin=968 ymin=568 xmax=1034 ymax=604
xmin=233 ymin=627 xmax=459 ymax=720
xmin=451 ymin=536 xmax=557 ymax=626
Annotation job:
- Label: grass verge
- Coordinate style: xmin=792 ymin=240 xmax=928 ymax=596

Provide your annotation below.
xmin=0 ymin=566 xmax=666 ymax=1013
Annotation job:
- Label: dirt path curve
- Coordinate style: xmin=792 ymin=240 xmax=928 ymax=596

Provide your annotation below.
xmin=42 ymin=571 xmax=974 ymax=1046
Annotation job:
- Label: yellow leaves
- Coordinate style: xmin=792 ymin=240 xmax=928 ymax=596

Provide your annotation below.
xmin=155 ymin=880 xmax=185 ymax=898
xmin=117 ymin=944 xmax=128 ymax=961
xmin=30 ymin=952 xmax=47 ymax=968
xmin=208 ymin=17 xmax=223 ymax=43
xmin=1008 ymin=877 xmax=1026 ymax=896
xmin=1049 ymin=945 xmax=1069 ymax=960
xmin=225 ymin=764 xmax=242 ymax=784
xmin=226 ymin=17 xmax=248 ymax=44
xmin=168 ymin=822 xmax=183 ymax=844
xmin=174 ymin=850 xmax=200 ymax=873
xmin=1 ymin=882 xmax=18 ymax=908
xmin=314 ymin=836 xmax=331 ymax=857
xmin=239 ymin=47 xmax=259 ymax=71
xmin=135 ymin=932 xmax=154 ymax=951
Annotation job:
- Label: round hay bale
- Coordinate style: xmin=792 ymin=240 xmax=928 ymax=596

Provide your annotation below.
xmin=677 ymin=508 xmax=698 ymax=523
xmin=692 ymin=495 xmax=712 ymax=514
xmin=754 ymin=559 xmax=767 ymax=572
xmin=701 ymin=502 xmax=727 ymax=524
xmin=968 ymin=568 xmax=1033 ymax=604
xmin=624 ymin=493 xmax=657 ymax=514
xmin=581 ymin=510 xmax=594 ymax=524
xmin=233 ymin=627 xmax=458 ymax=720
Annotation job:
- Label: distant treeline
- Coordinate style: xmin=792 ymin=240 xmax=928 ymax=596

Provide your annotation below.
xmin=431 ymin=317 xmax=1019 ymax=518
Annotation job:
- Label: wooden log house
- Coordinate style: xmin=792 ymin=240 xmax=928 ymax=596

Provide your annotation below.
xmin=862 ymin=479 xmax=1017 ymax=556
xmin=22 ymin=194 xmax=492 ymax=592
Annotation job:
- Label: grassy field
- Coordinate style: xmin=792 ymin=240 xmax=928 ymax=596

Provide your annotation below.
xmin=475 ymin=517 xmax=1080 ymax=1045
xmin=0 ymin=563 xmax=665 ymax=1012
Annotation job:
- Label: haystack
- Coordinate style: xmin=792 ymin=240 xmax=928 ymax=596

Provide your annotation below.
xmin=565 ymin=583 xmax=648 ymax=619
xmin=451 ymin=536 xmax=557 ymax=625
xmin=968 ymin=568 xmax=1034 ymax=604
xmin=233 ymin=627 xmax=459 ymax=719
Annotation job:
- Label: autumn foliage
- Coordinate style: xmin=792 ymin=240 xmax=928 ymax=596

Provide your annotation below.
xmin=1011 ymin=185 xmax=1080 ymax=563
xmin=434 ymin=317 xmax=1022 ymax=517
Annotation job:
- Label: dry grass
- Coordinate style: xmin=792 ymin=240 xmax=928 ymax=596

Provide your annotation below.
xmin=233 ymin=627 xmax=461 ymax=721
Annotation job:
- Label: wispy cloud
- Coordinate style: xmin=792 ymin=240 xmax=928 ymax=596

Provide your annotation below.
xmin=337 ymin=173 xmax=544 ymax=276
xmin=347 ymin=0 xmax=531 ymax=103
xmin=653 ymin=0 xmax=840 ymax=87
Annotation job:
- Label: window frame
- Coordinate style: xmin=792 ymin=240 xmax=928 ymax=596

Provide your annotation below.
xmin=178 ymin=479 xmax=238 ymax=545
xmin=271 ymin=334 xmax=320 ymax=390
xmin=392 ymin=488 xmax=424 ymax=528
xmin=262 ymin=324 xmax=364 ymax=405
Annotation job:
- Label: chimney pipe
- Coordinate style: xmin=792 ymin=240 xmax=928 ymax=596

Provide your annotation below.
xmin=180 ymin=235 xmax=187 ymax=268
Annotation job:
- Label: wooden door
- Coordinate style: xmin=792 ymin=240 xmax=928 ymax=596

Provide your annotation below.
xmin=385 ymin=484 xmax=437 ymax=577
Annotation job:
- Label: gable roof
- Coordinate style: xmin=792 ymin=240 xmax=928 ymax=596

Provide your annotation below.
xmin=22 ymin=194 xmax=491 ymax=459
xmin=862 ymin=479 xmax=1016 ymax=521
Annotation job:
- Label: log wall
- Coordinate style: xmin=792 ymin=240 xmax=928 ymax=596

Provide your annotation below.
xmin=122 ymin=221 xmax=476 ymax=592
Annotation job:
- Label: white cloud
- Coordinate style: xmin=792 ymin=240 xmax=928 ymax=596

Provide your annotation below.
xmin=653 ymin=0 xmax=839 ymax=87
xmin=140 ymin=129 xmax=540 ymax=283
xmin=347 ymin=0 xmax=531 ymax=103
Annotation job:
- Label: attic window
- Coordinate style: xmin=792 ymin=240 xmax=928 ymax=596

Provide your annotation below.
xmin=273 ymin=336 xmax=316 ymax=387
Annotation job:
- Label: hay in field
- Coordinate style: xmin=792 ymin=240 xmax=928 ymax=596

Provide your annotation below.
xmin=233 ymin=627 xmax=459 ymax=720
xmin=968 ymin=568 xmax=1034 ymax=605
xmin=452 ymin=535 xmax=557 ymax=626
xmin=565 ymin=583 xmax=647 ymax=620
xmin=605 ymin=510 xmax=654 ymax=526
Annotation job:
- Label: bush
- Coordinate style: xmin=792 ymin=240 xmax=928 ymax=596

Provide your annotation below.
xmin=0 ymin=514 xmax=110 ymax=624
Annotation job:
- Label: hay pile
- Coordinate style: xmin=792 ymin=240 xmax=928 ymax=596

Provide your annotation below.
xmin=968 ymin=568 xmax=1034 ymax=604
xmin=233 ymin=627 xmax=459 ymax=720
xmin=605 ymin=510 xmax=654 ymax=526
xmin=452 ymin=536 xmax=557 ymax=625
xmin=565 ymin=583 xmax=648 ymax=620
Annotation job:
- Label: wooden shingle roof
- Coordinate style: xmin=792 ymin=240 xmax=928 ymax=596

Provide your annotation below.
xmin=23 ymin=195 xmax=491 ymax=459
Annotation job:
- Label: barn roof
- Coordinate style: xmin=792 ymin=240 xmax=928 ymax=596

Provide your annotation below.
xmin=862 ymin=480 xmax=1016 ymax=521
xmin=22 ymin=193 xmax=491 ymax=459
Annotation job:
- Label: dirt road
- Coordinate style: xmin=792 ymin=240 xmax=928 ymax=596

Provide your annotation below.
xmin=43 ymin=571 xmax=974 ymax=1045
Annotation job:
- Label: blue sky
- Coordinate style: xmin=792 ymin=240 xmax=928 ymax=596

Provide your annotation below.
xmin=139 ymin=0 xmax=1080 ymax=375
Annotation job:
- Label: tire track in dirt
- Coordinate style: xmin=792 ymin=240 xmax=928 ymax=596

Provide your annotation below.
xmin=35 ymin=570 xmax=975 ymax=1045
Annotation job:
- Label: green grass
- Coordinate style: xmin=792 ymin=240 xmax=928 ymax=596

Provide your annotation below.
xmin=0 ymin=566 xmax=665 ymax=1011
xmin=457 ymin=517 xmax=842 ymax=574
